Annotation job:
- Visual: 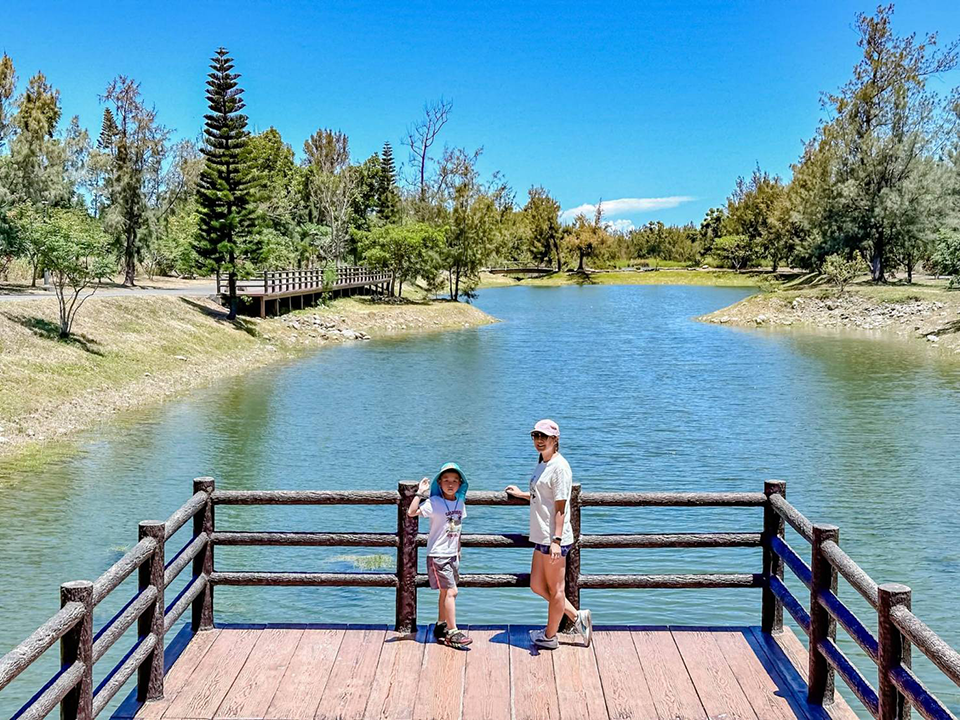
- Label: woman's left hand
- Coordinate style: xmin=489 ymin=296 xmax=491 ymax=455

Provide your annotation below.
xmin=549 ymin=541 xmax=562 ymax=563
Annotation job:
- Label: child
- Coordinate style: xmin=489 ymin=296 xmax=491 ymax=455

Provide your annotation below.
xmin=407 ymin=462 xmax=472 ymax=648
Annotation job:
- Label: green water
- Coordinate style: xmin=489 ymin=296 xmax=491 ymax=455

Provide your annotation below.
xmin=1 ymin=284 xmax=959 ymax=717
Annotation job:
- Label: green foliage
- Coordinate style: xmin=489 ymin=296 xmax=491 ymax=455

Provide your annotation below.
xmin=100 ymin=75 xmax=169 ymax=286
xmin=629 ymin=221 xmax=701 ymax=265
xmin=360 ymin=222 xmax=444 ymax=297
xmin=522 ymin=186 xmax=562 ymax=271
xmin=195 ymin=47 xmax=259 ymax=319
xmin=726 ymin=166 xmax=789 ymax=271
xmin=932 ymin=231 xmax=960 ymax=286
xmin=712 ymin=234 xmax=758 ymax=272
xmin=33 ymin=208 xmax=113 ymax=337
xmin=822 ymin=253 xmax=866 ymax=294
xmin=789 ymin=6 xmax=957 ymax=281
xmin=0 ymin=53 xmax=17 ymax=151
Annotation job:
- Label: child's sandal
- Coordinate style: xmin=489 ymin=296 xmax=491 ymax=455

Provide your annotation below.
xmin=443 ymin=630 xmax=472 ymax=648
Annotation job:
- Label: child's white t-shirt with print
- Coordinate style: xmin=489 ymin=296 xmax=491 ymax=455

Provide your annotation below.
xmin=528 ymin=452 xmax=574 ymax=546
xmin=419 ymin=495 xmax=466 ymax=557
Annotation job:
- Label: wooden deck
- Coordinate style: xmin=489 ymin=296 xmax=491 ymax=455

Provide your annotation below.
xmin=117 ymin=625 xmax=858 ymax=720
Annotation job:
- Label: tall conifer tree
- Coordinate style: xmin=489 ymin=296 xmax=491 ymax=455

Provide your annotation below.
xmin=196 ymin=47 xmax=257 ymax=319
xmin=378 ymin=140 xmax=399 ymax=220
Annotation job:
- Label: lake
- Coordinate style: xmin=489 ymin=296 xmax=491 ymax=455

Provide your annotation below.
xmin=2 ymin=284 xmax=959 ymax=717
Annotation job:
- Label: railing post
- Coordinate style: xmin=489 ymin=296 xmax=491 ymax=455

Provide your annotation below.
xmin=138 ymin=521 xmax=165 ymax=702
xmin=762 ymin=480 xmax=786 ymax=634
xmin=396 ymin=481 xmax=419 ymax=634
xmin=192 ymin=477 xmax=216 ymax=631
xmin=878 ymin=583 xmax=912 ymax=720
xmin=60 ymin=581 xmax=93 ymax=720
xmin=808 ymin=524 xmax=839 ymax=705
xmin=565 ymin=483 xmax=582 ymax=610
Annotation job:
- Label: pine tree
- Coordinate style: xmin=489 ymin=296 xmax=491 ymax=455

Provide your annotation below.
xmin=378 ymin=140 xmax=400 ymax=221
xmin=195 ymin=47 xmax=258 ymax=319
xmin=97 ymin=108 xmax=118 ymax=152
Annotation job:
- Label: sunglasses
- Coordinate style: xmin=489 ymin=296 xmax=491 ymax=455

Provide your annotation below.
xmin=530 ymin=432 xmax=551 ymax=440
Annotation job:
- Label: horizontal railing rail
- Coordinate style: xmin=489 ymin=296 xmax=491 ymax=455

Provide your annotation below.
xmin=762 ymin=482 xmax=960 ymax=719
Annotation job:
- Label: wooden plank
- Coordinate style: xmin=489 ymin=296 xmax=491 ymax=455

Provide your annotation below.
xmin=215 ymin=628 xmax=303 ymax=718
xmin=552 ymin=635 xmax=607 ymax=720
xmin=162 ymin=629 xmax=260 ymax=719
xmin=632 ymin=630 xmax=707 ymax=719
xmin=769 ymin=627 xmax=860 ymax=720
xmin=744 ymin=628 xmax=829 ymax=720
xmin=508 ymin=625 xmax=561 ymax=720
xmin=414 ymin=625 xmax=466 ymax=720
xmin=314 ymin=627 xmax=387 ymax=720
xmin=713 ymin=630 xmax=798 ymax=720
xmin=364 ymin=627 xmax=428 ymax=720
xmin=462 ymin=627 xmax=511 ymax=720
xmin=592 ymin=628 xmax=658 ymax=719
xmin=264 ymin=628 xmax=344 ymax=720
xmin=133 ymin=629 xmax=221 ymax=720
xmin=671 ymin=629 xmax=759 ymax=720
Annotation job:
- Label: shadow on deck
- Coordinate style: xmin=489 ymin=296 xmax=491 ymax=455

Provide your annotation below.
xmin=115 ymin=624 xmax=857 ymax=720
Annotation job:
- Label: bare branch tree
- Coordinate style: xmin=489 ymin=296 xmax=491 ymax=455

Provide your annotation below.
xmin=405 ymin=98 xmax=452 ymax=202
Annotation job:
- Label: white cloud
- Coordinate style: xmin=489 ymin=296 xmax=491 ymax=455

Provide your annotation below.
xmin=604 ymin=219 xmax=635 ymax=233
xmin=560 ymin=196 xmax=695 ymax=224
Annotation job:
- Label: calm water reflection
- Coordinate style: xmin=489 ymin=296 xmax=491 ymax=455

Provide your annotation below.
xmin=1 ymin=284 xmax=959 ymax=716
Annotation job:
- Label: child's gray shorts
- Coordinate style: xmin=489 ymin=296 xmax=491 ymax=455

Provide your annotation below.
xmin=426 ymin=556 xmax=460 ymax=589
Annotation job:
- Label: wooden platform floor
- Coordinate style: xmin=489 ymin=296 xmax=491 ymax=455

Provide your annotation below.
xmin=120 ymin=624 xmax=859 ymax=720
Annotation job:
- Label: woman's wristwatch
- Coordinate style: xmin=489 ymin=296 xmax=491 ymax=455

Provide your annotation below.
xmin=552 ymin=536 xmax=562 ymax=544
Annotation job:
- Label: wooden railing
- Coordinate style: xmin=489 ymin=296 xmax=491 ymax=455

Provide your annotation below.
xmin=215 ymin=266 xmax=391 ymax=296
xmin=0 ymin=479 xmax=214 ymax=720
xmin=764 ymin=481 xmax=960 ymax=719
xmin=2 ymin=478 xmax=959 ymax=719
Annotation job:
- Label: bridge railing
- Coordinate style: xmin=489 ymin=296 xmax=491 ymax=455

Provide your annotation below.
xmin=3 ymin=478 xmax=960 ymax=719
xmin=215 ymin=266 xmax=391 ymax=296
xmin=0 ymin=479 xmax=215 ymax=720
xmin=764 ymin=481 xmax=960 ymax=719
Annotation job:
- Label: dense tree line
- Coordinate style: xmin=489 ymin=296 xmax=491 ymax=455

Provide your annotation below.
xmin=3 ymin=4 xmax=960 ymax=330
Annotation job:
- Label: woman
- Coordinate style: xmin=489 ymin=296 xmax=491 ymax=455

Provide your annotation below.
xmin=505 ymin=419 xmax=592 ymax=649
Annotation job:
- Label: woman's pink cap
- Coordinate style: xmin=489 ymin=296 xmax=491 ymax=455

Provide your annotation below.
xmin=533 ymin=419 xmax=560 ymax=437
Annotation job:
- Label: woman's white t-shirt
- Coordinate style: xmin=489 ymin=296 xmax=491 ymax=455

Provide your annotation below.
xmin=528 ymin=453 xmax=574 ymax=545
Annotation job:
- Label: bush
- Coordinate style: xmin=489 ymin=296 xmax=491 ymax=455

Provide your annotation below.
xmin=822 ymin=253 xmax=866 ymax=295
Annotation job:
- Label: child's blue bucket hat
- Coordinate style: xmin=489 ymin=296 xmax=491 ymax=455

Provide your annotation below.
xmin=430 ymin=462 xmax=468 ymax=500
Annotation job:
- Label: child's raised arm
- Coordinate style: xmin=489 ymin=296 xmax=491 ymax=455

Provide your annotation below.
xmin=406 ymin=476 xmax=432 ymax=517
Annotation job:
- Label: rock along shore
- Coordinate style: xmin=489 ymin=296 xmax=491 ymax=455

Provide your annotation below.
xmin=699 ymin=289 xmax=960 ymax=354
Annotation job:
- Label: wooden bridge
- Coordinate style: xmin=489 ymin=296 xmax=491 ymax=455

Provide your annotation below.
xmin=216 ymin=267 xmax=392 ymax=318
xmin=2 ymin=480 xmax=959 ymax=720
xmin=486 ymin=263 xmax=555 ymax=276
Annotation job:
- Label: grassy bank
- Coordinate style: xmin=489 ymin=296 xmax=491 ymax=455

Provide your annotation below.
xmin=699 ymin=281 xmax=960 ymax=354
xmin=0 ymin=295 xmax=495 ymax=459
xmin=479 ymin=268 xmax=770 ymax=289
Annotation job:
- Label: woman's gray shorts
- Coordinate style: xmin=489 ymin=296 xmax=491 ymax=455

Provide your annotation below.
xmin=426 ymin=556 xmax=460 ymax=589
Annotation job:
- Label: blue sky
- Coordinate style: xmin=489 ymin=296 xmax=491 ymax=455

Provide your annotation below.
xmin=4 ymin=1 xmax=960 ymax=228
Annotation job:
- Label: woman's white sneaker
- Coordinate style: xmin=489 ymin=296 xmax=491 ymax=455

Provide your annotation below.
xmin=574 ymin=609 xmax=593 ymax=647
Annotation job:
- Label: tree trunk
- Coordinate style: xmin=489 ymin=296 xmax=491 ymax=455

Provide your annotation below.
xmin=906 ymin=253 xmax=913 ymax=284
xmin=124 ymin=230 xmax=137 ymax=287
xmin=453 ymin=265 xmax=461 ymax=302
xmin=555 ymin=241 xmax=562 ymax=272
xmin=30 ymin=256 xmax=39 ymax=287
xmin=870 ymin=252 xmax=885 ymax=283
xmin=577 ymin=249 xmax=585 ymax=272
xmin=228 ymin=271 xmax=238 ymax=320
xmin=448 ymin=269 xmax=453 ymax=300
xmin=390 ymin=270 xmax=396 ymax=297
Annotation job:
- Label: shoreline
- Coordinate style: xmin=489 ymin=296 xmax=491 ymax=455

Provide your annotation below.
xmin=0 ymin=295 xmax=496 ymax=463
xmin=698 ymin=286 xmax=960 ymax=355
xmin=478 ymin=268 xmax=769 ymax=289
